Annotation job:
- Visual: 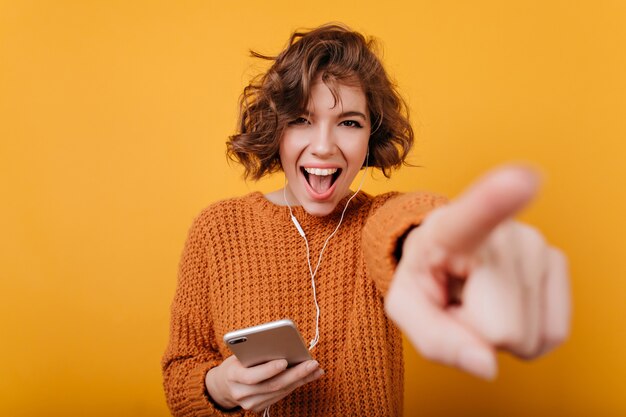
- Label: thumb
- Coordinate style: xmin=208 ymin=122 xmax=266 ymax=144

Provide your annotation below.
xmin=387 ymin=270 xmax=498 ymax=380
xmin=429 ymin=165 xmax=540 ymax=253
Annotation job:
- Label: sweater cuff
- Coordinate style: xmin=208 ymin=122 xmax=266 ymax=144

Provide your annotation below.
xmin=185 ymin=361 xmax=244 ymax=417
xmin=362 ymin=192 xmax=448 ymax=296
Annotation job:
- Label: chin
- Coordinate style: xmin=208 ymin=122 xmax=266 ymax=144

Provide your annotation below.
xmin=302 ymin=200 xmax=339 ymax=217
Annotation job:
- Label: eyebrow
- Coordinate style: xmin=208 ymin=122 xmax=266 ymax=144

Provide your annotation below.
xmin=304 ymin=110 xmax=368 ymax=120
xmin=340 ymin=111 xmax=368 ymax=120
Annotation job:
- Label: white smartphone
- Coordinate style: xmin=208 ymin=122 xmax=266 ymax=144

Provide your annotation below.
xmin=223 ymin=319 xmax=312 ymax=368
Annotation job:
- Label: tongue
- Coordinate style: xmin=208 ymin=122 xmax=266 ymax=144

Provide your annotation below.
xmin=308 ymin=174 xmax=333 ymax=194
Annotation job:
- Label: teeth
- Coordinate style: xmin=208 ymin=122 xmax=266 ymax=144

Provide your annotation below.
xmin=304 ymin=167 xmax=338 ymax=176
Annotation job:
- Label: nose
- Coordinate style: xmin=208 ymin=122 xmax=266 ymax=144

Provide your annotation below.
xmin=309 ymin=124 xmax=337 ymax=158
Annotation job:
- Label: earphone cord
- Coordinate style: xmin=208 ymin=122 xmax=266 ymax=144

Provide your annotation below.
xmin=284 ymin=150 xmax=370 ymax=351
xmin=267 ymin=153 xmax=369 ymax=417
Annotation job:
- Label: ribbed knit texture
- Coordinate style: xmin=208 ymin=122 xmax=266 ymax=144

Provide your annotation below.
xmin=162 ymin=191 xmax=447 ymax=416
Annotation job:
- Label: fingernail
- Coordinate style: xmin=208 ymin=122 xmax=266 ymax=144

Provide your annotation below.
xmin=459 ymin=348 xmax=497 ymax=380
xmin=306 ymin=360 xmax=319 ymax=371
xmin=276 ymin=359 xmax=288 ymax=370
xmin=316 ymin=369 xmax=325 ymax=377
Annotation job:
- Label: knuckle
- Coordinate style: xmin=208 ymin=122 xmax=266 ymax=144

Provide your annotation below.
xmin=300 ymin=366 xmax=314 ymax=379
xmin=305 ymin=371 xmax=322 ymax=384
xmin=239 ymin=399 xmax=255 ymax=411
xmin=239 ymin=373 xmax=255 ymax=385
xmin=517 ymin=338 xmax=542 ymax=359
xmin=546 ymin=325 xmax=570 ymax=347
xmin=228 ymin=366 xmax=242 ymax=382
xmin=506 ymin=328 xmax=526 ymax=348
xmin=229 ymin=387 xmax=245 ymax=402
xmin=521 ymin=224 xmax=545 ymax=245
xmin=268 ymin=380 xmax=284 ymax=392
xmin=419 ymin=347 xmax=437 ymax=362
xmin=294 ymin=378 xmax=308 ymax=389
xmin=492 ymin=326 xmax=525 ymax=349
xmin=551 ymin=248 xmax=568 ymax=267
xmin=490 ymin=221 xmax=514 ymax=245
xmin=417 ymin=339 xmax=442 ymax=362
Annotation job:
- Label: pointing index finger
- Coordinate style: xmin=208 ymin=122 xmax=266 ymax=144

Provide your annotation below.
xmin=430 ymin=166 xmax=540 ymax=253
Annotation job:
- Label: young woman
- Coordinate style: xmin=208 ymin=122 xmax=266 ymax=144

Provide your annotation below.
xmin=162 ymin=24 xmax=571 ymax=416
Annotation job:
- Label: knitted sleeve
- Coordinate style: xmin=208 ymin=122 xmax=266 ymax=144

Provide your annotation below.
xmin=362 ymin=192 xmax=448 ymax=297
xmin=162 ymin=209 xmax=244 ymax=417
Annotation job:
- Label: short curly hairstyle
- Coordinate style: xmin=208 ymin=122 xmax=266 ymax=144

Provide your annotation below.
xmin=226 ymin=23 xmax=414 ymax=180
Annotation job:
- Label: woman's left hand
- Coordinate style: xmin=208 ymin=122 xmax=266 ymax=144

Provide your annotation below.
xmin=385 ymin=166 xmax=571 ymax=380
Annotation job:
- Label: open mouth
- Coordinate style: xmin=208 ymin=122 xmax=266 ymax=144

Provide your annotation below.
xmin=301 ymin=167 xmax=342 ymax=195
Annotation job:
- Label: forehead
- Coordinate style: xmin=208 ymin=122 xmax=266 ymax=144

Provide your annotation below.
xmin=306 ymin=76 xmax=367 ymax=112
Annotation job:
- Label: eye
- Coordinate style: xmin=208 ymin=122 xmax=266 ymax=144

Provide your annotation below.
xmin=340 ymin=120 xmax=363 ymax=128
xmin=288 ymin=117 xmax=309 ymax=125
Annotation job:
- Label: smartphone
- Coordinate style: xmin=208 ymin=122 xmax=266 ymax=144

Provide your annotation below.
xmin=223 ymin=319 xmax=312 ymax=368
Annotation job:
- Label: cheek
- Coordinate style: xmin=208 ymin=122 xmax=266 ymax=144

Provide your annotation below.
xmin=279 ymin=133 xmax=305 ymax=172
xmin=344 ymin=136 xmax=370 ymax=164
xmin=278 ymin=135 xmax=295 ymax=164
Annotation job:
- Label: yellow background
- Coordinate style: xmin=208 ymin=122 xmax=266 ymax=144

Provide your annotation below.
xmin=1 ymin=1 xmax=624 ymax=416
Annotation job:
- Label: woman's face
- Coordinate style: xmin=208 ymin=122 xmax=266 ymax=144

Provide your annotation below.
xmin=280 ymin=77 xmax=371 ymax=216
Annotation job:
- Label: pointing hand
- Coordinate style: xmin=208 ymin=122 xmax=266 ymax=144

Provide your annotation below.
xmin=385 ymin=166 xmax=571 ymax=379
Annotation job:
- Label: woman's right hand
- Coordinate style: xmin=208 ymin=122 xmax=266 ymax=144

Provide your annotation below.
xmin=205 ymin=355 xmax=324 ymax=413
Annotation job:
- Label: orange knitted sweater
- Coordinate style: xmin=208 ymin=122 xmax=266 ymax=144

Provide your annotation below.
xmin=162 ymin=191 xmax=446 ymax=416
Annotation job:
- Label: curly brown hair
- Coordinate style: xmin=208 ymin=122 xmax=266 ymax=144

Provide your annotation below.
xmin=226 ymin=23 xmax=414 ymax=180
